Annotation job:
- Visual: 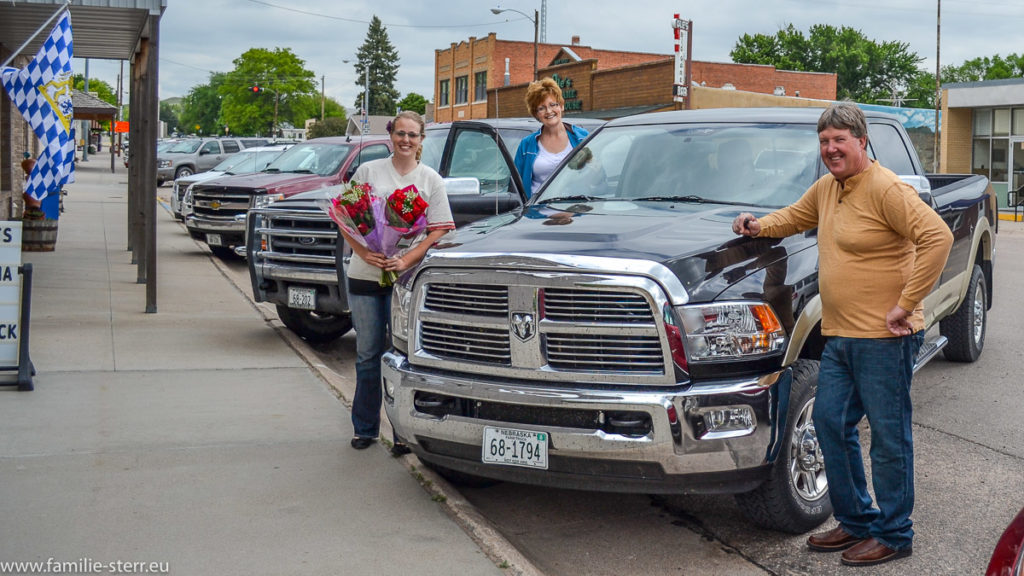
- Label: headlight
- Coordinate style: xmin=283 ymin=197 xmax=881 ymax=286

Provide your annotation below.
xmin=182 ymin=187 xmax=195 ymax=215
xmin=678 ymin=301 xmax=785 ymax=362
xmin=250 ymin=192 xmax=284 ymax=209
xmin=390 ymin=280 xmax=412 ymax=352
xmin=158 ymin=160 xmax=172 ymax=168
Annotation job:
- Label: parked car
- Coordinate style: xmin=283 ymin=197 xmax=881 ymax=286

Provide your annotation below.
xmin=186 ymin=135 xmax=392 ymax=257
xmin=156 ymin=137 xmax=269 ymax=186
xmin=171 ymin=144 xmax=291 ymax=220
xmin=245 ymin=117 xmax=606 ymax=343
xmin=382 ymin=107 xmax=996 ymax=533
xmin=988 ymin=507 xmax=1024 ymax=576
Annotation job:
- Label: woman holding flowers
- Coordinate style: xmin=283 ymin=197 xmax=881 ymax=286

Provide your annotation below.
xmin=340 ymin=110 xmax=454 ymax=452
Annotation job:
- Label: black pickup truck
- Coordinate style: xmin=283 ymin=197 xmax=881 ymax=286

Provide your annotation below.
xmin=245 ymin=118 xmax=604 ymax=342
xmin=382 ymin=107 xmax=997 ymax=533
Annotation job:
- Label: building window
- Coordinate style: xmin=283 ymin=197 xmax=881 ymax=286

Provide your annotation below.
xmin=439 ymin=79 xmax=450 ymax=107
xmin=973 ymin=109 xmax=992 ymax=136
xmin=455 ymin=76 xmax=469 ymax=105
xmin=474 ymin=71 xmax=487 ymax=102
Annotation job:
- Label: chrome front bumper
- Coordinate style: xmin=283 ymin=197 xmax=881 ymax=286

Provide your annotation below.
xmin=185 ymin=214 xmax=245 ymax=235
xmin=382 ymin=351 xmax=792 ymax=494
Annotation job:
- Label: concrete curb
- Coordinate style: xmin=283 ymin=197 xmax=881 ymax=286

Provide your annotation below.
xmin=178 ymin=208 xmax=544 ymax=576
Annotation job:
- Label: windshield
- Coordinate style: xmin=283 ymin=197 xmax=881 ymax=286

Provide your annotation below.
xmin=166 ymin=140 xmax=202 ymax=154
xmin=218 ymin=149 xmax=286 ymax=174
xmin=537 ymin=123 xmax=821 ymax=209
xmin=212 ymin=150 xmax=256 ymax=172
xmin=264 ymin=142 xmax=352 ymax=176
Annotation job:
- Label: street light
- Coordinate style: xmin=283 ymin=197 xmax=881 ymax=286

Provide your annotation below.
xmin=491 ymin=7 xmax=538 ymax=81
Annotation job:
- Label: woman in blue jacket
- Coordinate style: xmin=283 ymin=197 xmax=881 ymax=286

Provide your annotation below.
xmin=514 ymin=77 xmax=589 ymax=199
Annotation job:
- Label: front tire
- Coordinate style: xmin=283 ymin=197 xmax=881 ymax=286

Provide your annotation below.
xmin=735 ymin=359 xmax=832 ymax=533
xmin=940 ymin=264 xmax=987 ymax=362
xmin=275 ymin=305 xmax=353 ymax=343
xmin=175 ymin=166 xmax=194 ymax=180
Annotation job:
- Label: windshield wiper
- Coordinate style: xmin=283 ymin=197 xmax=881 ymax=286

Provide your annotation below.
xmin=289 ymin=169 xmax=315 ymax=174
xmin=536 ymin=194 xmax=604 ymax=204
xmin=630 ymin=195 xmax=751 ymax=207
xmin=264 ymin=168 xmax=281 ymax=173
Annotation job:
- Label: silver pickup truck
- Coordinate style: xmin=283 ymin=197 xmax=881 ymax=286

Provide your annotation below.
xmin=382 ymin=107 xmax=996 ymax=533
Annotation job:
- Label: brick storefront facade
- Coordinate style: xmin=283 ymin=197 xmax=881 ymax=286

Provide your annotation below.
xmin=436 ymin=33 xmax=836 ymax=123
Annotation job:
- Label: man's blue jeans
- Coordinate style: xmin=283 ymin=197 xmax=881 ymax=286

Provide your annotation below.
xmin=815 ymin=332 xmax=923 ymax=551
xmin=349 ymin=290 xmax=392 ymax=439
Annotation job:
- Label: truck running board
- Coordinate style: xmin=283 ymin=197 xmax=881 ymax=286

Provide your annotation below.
xmin=913 ymin=335 xmax=948 ymax=373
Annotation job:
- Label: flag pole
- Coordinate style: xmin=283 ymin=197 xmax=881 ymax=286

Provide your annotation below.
xmin=0 ymin=1 xmax=71 ymax=69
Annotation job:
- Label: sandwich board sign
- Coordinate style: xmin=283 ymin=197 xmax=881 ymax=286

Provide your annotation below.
xmin=0 ymin=221 xmax=32 ymax=390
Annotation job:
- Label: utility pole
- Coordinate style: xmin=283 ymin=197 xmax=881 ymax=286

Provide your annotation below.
xmin=321 ymin=74 xmax=326 ymax=122
xmin=934 ymin=0 xmax=941 ymax=172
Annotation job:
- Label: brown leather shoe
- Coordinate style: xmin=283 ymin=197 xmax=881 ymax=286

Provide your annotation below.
xmin=841 ymin=538 xmax=912 ymax=566
xmin=807 ymin=526 xmax=867 ymax=552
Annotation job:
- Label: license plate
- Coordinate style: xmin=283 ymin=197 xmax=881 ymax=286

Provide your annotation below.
xmin=482 ymin=426 xmax=548 ymax=469
xmin=206 ymin=233 xmax=222 ymax=246
xmin=288 ymin=286 xmax=316 ymax=310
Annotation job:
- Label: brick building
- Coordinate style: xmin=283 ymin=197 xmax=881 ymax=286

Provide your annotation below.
xmin=434 ymin=32 xmax=837 ymax=122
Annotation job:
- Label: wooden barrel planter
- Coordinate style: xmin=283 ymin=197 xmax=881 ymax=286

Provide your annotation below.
xmin=22 ymin=219 xmax=58 ymax=252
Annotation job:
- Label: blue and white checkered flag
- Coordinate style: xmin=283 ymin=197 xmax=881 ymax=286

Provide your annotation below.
xmin=1 ymin=10 xmax=74 ymax=219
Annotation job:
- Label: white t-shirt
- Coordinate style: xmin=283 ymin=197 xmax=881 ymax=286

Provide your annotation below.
xmin=531 ymin=141 xmax=572 ymax=196
xmin=346 ymin=158 xmax=455 ymax=282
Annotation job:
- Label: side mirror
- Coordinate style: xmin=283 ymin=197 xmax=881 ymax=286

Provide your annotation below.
xmin=444 ymin=177 xmax=481 ymax=196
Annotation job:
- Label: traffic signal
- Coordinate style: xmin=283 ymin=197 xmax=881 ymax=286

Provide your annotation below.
xmin=251 ymin=85 xmax=263 ymax=93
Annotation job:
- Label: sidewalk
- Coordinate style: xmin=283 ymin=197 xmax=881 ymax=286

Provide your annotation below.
xmin=0 ymin=161 xmax=510 ymax=575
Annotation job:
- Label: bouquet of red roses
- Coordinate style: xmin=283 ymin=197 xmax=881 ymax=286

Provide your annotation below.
xmin=319 ymin=180 xmax=430 ymax=286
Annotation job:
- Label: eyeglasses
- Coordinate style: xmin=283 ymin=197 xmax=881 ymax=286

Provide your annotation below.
xmin=393 ymin=130 xmax=421 ymax=139
xmin=535 ymin=102 xmax=561 ymax=114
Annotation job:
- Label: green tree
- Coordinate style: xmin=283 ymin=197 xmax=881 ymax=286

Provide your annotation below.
xmin=307 ymin=117 xmax=348 ymax=139
xmin=942 ymin=53 xmax=1024 ymax=83
xmin=178 ymin=72 xmax=225 ymax=135
xmin=159 ymin=100 xmax=181 ymax=134
xmin=73 ymin=74 xmax=117 ymax=105
xmin=219 ymin=47 xmax=317 ymax=136
xmin=397 ymin=92 xmax=428 ymax=115
xmin=731 ymin=24 xmax=923 ymax=104
xmin=353 ymin=15 xmax=400 ymax=116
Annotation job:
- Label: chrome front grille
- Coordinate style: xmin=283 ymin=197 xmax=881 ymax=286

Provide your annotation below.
xmin=545 ymin=334 xmax=663 ymax=371
xmin=543 ymin=288 xmax=653 ymax=323
xmin=425 ymin=284 xmax=508 ymax=316
xmin=252 ymin=200 xmax=338 ymax=273
xmin=421 ymin=321 xmax=511 ymax=365
xmin=413 ymin=269 xmax=674 ymax=385
xmin=192 ymin=186 xmax=251 ymax=220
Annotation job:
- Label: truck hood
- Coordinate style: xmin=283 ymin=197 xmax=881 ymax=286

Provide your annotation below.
xmin=428 ymin=201 xmax=816 ymax=303
xmin=196 ymin=171 xmax=338 ymax=196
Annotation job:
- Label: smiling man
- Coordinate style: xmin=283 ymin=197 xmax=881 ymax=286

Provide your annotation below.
xmin=731 ymin=102 xmax=953 ymax=568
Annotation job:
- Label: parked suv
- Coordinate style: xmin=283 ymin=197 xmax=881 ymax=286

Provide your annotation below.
xmin=157 ymin=137 xmax=269 ymax=186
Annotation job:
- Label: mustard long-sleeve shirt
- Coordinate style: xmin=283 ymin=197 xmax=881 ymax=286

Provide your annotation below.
xmin=757 ymin=160 xmax=953 ymax=338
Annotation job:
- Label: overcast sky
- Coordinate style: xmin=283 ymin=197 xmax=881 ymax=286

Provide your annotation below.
xmin=75 ymin=0 xmax=1024 ymax=111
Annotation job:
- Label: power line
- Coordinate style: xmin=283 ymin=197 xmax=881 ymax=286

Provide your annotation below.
xmin=243 ymin=0 xmax=520 ymax=29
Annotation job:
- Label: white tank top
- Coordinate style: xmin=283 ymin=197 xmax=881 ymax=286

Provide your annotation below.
xmin=532 ymin=141 xmax=572 ymax=196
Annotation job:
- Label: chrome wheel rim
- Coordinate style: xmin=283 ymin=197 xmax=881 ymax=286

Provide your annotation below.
xmin=972 ymin=282 xmax=985 ymax=345
xmin=790 ymin=399 xmax=828 ymax=501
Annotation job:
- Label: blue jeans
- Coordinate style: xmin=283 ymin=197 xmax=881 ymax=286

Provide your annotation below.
xmin=815 ymin=332 xmax=923 ymax=551
xmin=348 ymin=290 xmax=392 ymax=439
